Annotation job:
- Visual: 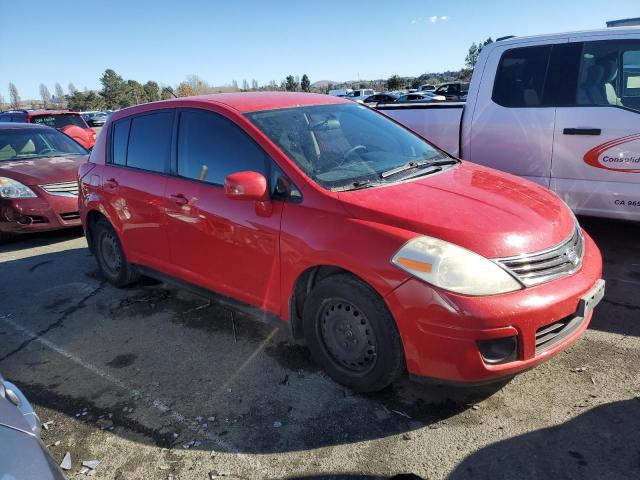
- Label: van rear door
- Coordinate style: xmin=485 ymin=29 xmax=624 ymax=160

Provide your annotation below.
xmin=550 ymin=34 xmax=640 ymax=221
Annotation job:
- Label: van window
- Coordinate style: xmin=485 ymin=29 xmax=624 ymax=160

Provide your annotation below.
xmin=111 ymin=119 xmax=130 ymax=166
xmin=493 ymin=46 xmax=551 ymax=107
xmin=126 ymin=111 xmax=173 ymax=173
xmin=577 ymin=40 xmax=640 ymax=111
xmin=176 ymin=110 xmax=266 ymax=185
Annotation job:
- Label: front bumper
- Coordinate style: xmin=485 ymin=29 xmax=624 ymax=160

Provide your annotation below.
xmin=0 ymin=191 xmax=80 ymax=235
xmin=385 ymin=229 xmax=603 ymax=384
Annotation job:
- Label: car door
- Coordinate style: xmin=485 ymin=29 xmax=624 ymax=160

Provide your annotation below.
xmin=551 ymin=35 xmax=640 ymax=221
xmin=100 ymin=111 xmax=173 ymax=271
xmin=164 ymin=108 xmax=283 ymax=313
xmin=466 ymin=41 xmax=567 ymax=187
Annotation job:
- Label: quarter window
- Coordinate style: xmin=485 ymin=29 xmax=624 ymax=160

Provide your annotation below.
xmin=126 ymin=112 xmax=173 ymax=173
xmin=111 ymin=119 xmax=130 ymax=166
xmin=176 ymin=110 xmax=266 ymax=185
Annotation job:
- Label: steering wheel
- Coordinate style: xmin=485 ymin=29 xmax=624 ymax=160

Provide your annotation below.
xmin=340 ymin=145 xmax=367 ymax=165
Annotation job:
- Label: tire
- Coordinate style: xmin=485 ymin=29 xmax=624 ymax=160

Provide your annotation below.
xmin=92 ymin=218 xmax=139 ymax=287
xmin=303 ymin=273 xmax=405 ymax=392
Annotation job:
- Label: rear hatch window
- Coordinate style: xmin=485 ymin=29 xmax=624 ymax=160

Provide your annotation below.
xmin=31 ymin=114 xmax=87 ymax=129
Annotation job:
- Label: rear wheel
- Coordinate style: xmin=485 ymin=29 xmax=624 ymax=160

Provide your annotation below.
xmin=303 ymin=273 xmax=405 ymax=392
xmin=92 ymin=219 xmax=139 ymax=287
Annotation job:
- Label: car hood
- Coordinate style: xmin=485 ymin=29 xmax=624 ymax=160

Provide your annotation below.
xmin=0 ymin=155 xmax=87 ymax=186
xmin=336 ymin=161 xmax=575 ymax=258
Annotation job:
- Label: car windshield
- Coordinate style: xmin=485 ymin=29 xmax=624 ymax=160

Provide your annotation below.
xmin=31 ymin=113 xmax=86 ymax=129
xmin=0 ymin=128 xmax=88 ymax=161
xmin=246 ymin=103 xmax=453 ymax=190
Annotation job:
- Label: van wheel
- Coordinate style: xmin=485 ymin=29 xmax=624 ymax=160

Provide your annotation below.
xmin=303 ymin=273 xmax=405 ymax=392
xmin=92 ymin=219 xmax=139 ymax=287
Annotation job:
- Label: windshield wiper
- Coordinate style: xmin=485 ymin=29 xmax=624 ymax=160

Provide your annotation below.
xmin=332 ymin=179 xmax=383 ymax=191
xmin=380 ymin=158 xmax=458 ymax=179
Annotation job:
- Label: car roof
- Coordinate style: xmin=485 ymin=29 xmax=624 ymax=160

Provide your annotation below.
xmin=118 ymin=92 xmax=351 ymax=117
xmin=487 ymin=26 xmax=640 ymax=49
xmin=0 ymin=122 xmax=56 ymax=131
xmin=27 ymin=110 xmax=82 ymax=116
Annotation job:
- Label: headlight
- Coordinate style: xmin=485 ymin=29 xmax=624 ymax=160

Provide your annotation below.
xmin=392 ymin=236 xmax=522 ymax=296
xmin=0 ymin=177 xmax=37 ymax=198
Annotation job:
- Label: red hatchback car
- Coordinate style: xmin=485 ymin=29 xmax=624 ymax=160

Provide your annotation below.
xmin=79 ymin=93 xmax=604 ymax=392
xmin=0 ymin=123 xmax=88 ymax=241
xmin=0 ymin=110 xmax=97 ymax=150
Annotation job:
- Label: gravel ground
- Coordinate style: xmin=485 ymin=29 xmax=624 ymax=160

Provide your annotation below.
xmin=0 ymin=217 xmax=638 ymax=480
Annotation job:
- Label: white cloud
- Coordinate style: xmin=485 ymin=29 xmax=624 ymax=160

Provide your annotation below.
xmin=429 ymin=15 xmax=438 ymax=23
xmin=440 ymin=15 xmax=448 ymax=21
xmin=411 ymin=19 xmax=418 ymax=24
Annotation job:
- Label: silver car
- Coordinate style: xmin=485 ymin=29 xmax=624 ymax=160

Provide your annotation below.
xmin=0 ymin=376 xmax=65 ymax=479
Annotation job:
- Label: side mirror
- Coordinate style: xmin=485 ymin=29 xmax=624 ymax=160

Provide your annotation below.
xmin=224 ymin=171 xmax=268 ymax=201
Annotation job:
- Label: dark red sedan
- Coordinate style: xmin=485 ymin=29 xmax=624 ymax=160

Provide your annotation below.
xmin=0 ymin=123 xmax=88 ymax=241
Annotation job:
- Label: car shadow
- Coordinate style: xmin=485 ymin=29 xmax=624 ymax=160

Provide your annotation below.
xmin=0 ymin=227 xmax=84 ymax=254
xmin=579 ymin=216 xmax=640 ymax=337
xmin=449 ymin=398 xmax=640 ymax=479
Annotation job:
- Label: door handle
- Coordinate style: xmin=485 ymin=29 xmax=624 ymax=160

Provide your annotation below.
xmin=103 ymin=178 xmax=118 ymax=189
xmin=563 ymin=128 xmax=601 ymax=136
xmin=169 ymin=193 xmax=188 ymax=205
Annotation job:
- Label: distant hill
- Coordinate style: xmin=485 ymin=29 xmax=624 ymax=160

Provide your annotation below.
xmin=311 ymin=80 xmax=339 ymax=88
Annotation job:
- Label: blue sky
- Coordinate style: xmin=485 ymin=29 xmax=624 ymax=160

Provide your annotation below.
xmin=1 ymin=0 xmax=638 ymax=100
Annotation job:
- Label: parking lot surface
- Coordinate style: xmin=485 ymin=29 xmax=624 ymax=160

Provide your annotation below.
xmin=0 ymin=218 xmax=639 ymax=480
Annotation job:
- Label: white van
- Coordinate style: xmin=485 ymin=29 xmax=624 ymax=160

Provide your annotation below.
xmin=378 ymin=28 xmax=640 ymax=221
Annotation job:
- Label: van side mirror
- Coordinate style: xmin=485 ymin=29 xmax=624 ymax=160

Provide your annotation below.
xmin=224 ymin=171 xmax=268 ymax=202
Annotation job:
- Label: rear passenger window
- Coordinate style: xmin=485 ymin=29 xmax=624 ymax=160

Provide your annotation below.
xmin=493 ymin=45 xmax=551 ymax=107
xmin=177 ymin=110 xmax=266 ymax=185
xmin=111 ymin=119 xmax=130 ymax=166
xmin=577 ymin=40 xmax=640 ymax=111
xmin=126 ymin=112 xmax=173 ymax=173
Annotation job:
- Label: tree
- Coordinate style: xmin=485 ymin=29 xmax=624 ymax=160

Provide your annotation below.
xmin=177 ymin=82 xmax=194 ymax=97
xmin=54 ymin=83 xmax=66 ymax=108
xmin=0 ymin=93 xmax=5 ymax=110
xmin=267 ymin=80 xmax=278 ymax=91
xmin=39 ymin=84 xmax=52 ymax=108
xmin=127 ymin=80 xmax=145 ymax=105
xmin=143 ymin=81 xmax=160 ymax=102
xmin=68 ymin=82 xmax=78 ymax=94
xmin=231 ymin=79 xmax=238 ymax=90
xmin=160 ymin=86 xmax=175 ymax=100
xmin=100 ymin=69 xmax=128 ymax=109
xmin=67 ymin=90 xmax=105 ymax=111
xmin=8 ymin=83 xmax=20 ymax=109
xmin=251 ymin=79 xmax=259 ymax=90
xmin=301 ymin=74 xmax=311 ymax=92
xmin=285 ymin=75 xmax=298 ymax=92
xmin=410 ymin=78 xmax=421 ymax=89
xmin=242 ymin=79 xmax=249 ymax=91
xmin=386 ymin=75 xmax=403 ymax=91
xmin=465 ymin=38 xmax=493 ymax=69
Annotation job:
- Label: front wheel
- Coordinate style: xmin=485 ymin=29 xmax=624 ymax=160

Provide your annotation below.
xmin=92 ymin=219 xmax=139 ymax=287
xmin=303 ymin=273 xmax=405 ymax=392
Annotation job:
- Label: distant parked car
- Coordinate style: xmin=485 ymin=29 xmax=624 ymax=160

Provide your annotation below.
xmin=82 ymin=111 xmax=108 ymax=127
xmin=329 ymin=88 xmax=353 ymax=97
xmin=434 ymin=82 xmax=470 ymax=101
xmin=345 ymin=89 xmax=376 ymax=102
xmin=0 ymin=374 xmax=65 ymax=479
xmin=396 ymin=92 xmax=446 ymax=102
xmin=0 ymin=123 xmax=88 ymax=242
xmin=419 ymin=84 xmax=436 ymax=91
xmin=0 ymin=109 xmax=96 ymax=149
xmin=363 ymin=93 xmax=399 ymax=104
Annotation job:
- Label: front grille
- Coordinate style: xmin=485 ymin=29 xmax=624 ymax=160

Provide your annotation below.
xmin=27 ymin=215 xmax=47 ymax=224
xmin=39 ymin=181 xmax=78 ymax=197
xmin=535 ymin=315 xmax=584 ymax=354
xmin=495 ymin=226 xmax=584 ymax=287
xmin=60 ymin=211 xmax=80 ymax=221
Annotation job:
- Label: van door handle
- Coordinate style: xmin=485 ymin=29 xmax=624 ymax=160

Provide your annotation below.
xmin=563 ymin=128 xmax=601 ymax=136
xmin=103 ymin=178 xmax=118 ymax=189
xmin=169 ymin=193 xmax=188 ymax=205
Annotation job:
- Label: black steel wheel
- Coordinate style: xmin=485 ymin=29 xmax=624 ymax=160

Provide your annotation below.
xmin=303 ymin=273 xmax=405 ymax=392
xmin=92 ymin=218 xmax=139 ymax=287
